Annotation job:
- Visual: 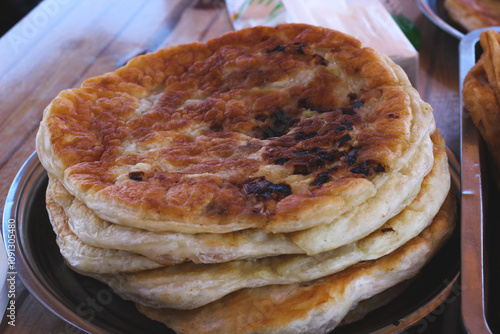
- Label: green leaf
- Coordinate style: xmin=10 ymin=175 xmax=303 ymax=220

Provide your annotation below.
xmin=391 ymin=14 xmax=422 ymax=51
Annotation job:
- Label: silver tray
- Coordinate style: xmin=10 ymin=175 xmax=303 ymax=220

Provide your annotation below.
xmin=459 ymin=28 xmax=500 ymax=334
xmin=416 ymin=0 xmax=465 ymax=39
xmin=3 ymin=151 xmax=461 ymax=334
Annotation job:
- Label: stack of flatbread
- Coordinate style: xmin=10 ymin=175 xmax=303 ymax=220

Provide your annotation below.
xmin=36 ymin=24 xmax=456 ymax=333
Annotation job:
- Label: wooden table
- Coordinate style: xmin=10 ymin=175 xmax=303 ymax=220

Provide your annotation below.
xmin=0 ymin=0 xmax=464 ymax=333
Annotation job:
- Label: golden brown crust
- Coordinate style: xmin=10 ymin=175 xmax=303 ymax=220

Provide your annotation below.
xmin=37 ymin=24 xmax=431 ymax=233
xmin=445 ymin=0 xmax=500 ymax=31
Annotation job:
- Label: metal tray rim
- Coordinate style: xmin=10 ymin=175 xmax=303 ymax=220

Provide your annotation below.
xmin=459 ymin=27 xmax=499 ymax=334
xmin=416 ymin=0 xmax=465 ymax=39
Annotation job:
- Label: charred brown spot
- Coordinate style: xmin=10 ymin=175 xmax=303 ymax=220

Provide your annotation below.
xmin=359 ymin=160 xmax=368 ymax=168
xmin=311 ymin=172 xmax=330 ymax=186
xmin=348 ymin=93 xmax=357 ymax=101
xmin=294 ymin=131 xmax=316 ymax=141
xmin=381 ymin=227 xmax=395 ymax=233
xmin=313 ymin=54 xmax=327 ymax=66
xmin=341 ymin=108 xmax=356 ymax=115
xmin=350 ymin=167 xmax=369 ymax=175
xmin=293 ymin=164 xmax=309 ymax=175
xmin=205 ymin=201 xmax=227 ymax=216
xmin=266 ymin=146 xmax=341 ymax=175
xmin=297 ymin=99 xmax=333 ymax=113
xmin=312 ymin=107 xmax=333 ymax=113
xmin=210 ymin=123 xmax=222 ymax=132
xmin=350 ymin=160 xmax=386 ymax=176
xmin=334 ymin=125 xmax=346 ymax=132
xmin=243 ymin=177 xmax=291 ymax=200
xmin=350 ymin=101 xmax=364 ymax=108
xmin=255 ymin=114 xmax=267 ymax=122
xmin=319 ymin=150 xmax=339 ymax=161
xmin=342 ymin=121 xmax=354 ymax=130
xmin=128 ymin=171 xmax=145 ymax=181
xmin=297 ymin=98 xmax=309 ymax=109
xmin=266 ymin=44 xmax=286 ymax=53
xmin=314 ymin=158 xmax=326 ymax=167
xmin=295 ymin=43 xmax=307 ymax=54
xmin=388 ymin=113 xmax=400 ymax=119
xmin=260 ymin=110 xmax=295 ymax=139
xmin=344 ymin=148 xmax=358 ymax=165
xmin=338 ymin=134 xmax=352 ymax=143
xmin=328 ymin=166 xmax=339 ymax=173
xmin=274 ymin=157 xmax=290 ymax=165
xmin=373 ymin=163 xmax=386 ymax=173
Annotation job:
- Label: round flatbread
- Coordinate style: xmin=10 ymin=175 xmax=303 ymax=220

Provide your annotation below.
xmin=37 ymin=24 xmax=435 ymax=234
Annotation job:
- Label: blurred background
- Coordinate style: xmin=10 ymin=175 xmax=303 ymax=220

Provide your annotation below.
xmin=1 ymin=0 xmax=41 ymax=36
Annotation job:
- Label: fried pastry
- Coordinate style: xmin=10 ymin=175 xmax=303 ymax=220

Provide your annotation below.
xmin=444 ymin=0 xmax=500 ymax=31
xmin=463 ymin=29 xmax=500 ymax=187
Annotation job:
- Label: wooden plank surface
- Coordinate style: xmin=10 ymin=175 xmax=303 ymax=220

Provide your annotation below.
xmin=0 ymin=0 xmax=464 ymax=333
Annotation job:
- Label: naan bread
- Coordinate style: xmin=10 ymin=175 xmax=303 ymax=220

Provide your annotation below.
xmin=46 ymin=179 xmax=163 ymax=274
xmin=92 ymin=133 xmax=451 ymax=309
xmin=463 ymin=30 xmax=500 ymax=188
xmin=136 ymin=197 xmax=456 ymax=334
xmin=37 ymin=24 xmax=435 ymax=234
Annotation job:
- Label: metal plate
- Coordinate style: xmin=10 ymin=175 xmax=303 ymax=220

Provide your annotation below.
xmin=416 ymin=0 xmax=465 ymax=39
xmin=3 ymin=152 xmax=460 ymax=334
xmin=459 ymin=28 xmax=500 ymax=334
